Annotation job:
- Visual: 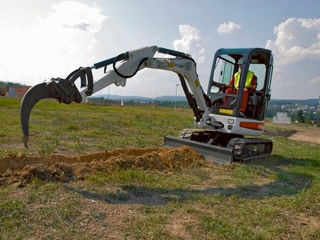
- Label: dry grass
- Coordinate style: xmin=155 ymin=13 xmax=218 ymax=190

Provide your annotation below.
xmin=0 ymin=97 xmax=320 ymax=239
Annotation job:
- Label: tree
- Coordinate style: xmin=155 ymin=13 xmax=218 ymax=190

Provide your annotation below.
xmin=296 ymin=110 xmax=305 ymax=123
xmin=0 ymin=85 xmax=7 ymax=96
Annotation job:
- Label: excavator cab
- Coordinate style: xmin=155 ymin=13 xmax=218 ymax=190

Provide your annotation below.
xmin=207 ymin=48 xmax=273 ymax=120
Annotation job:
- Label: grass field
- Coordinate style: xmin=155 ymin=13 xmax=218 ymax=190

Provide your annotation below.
xmin=0 ymin=96 xmax=320 ymax=240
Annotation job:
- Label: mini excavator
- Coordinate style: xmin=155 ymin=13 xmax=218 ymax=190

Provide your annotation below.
xmin=20 ymin=46 xmax=273 ymax=164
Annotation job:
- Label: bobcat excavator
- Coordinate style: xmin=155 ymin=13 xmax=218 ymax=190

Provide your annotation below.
xmin=20 ymin=46 xmax=273 ymax=164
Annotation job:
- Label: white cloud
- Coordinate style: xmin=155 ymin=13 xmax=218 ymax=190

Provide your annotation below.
xmin=217 ymin=21 xmax=241 ymax=34
xmin=173 ymin=25 xmax=206 ymax=64
xmin=173 ymin=25 xmax=200 ymax=52
xmin=0 ymin=1 xmax=107 ymax=85
xmin=266 ymin=18 xmax=320 ymax=65
xmin=309 ymin=76 xmax=320 ymax=85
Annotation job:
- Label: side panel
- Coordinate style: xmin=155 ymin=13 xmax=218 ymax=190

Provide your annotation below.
xmin=206 ymin=113 xmax=264 ymax=136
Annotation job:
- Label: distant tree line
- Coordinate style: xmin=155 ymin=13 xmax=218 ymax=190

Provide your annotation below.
xmin=88 ymin=97 xmax=190 ymax=108
xmin=0 ymin=81 xmax=27 ymax=96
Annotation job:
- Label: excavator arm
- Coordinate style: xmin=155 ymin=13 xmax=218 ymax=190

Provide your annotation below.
xmin=20 ymin=46 xmax=210 ymax=147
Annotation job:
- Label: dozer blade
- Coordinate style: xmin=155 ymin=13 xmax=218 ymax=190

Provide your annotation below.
xmin=164 ymin=135 xmax=233 ymax=164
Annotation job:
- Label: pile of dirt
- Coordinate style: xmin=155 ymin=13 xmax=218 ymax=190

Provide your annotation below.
xmin=264 ymin=129 xmax=296 ymax=138
xmin=0 ymin=146 xmax=205 ymax=185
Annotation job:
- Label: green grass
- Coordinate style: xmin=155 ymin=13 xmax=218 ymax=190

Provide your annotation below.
xmin=1 ymin=97 xmax=320 ymax=239
xmin=124 ymin=214 xmax=170 ymax=240
xmin=199 ymin=215 xmax=261 ymax=240
xmin=0 ymin=200 xmax=26 ymax=240
xmin=88 ymin=168 xmax=201 ymax=189
xmin=0 ymin=97 xmax=192 ymax=157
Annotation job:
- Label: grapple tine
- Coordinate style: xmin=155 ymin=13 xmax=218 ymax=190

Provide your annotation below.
xmin=20 ymin=83 xmax=52 ymax=148
xmin=19 ymin=67 xmax=93 ymax=148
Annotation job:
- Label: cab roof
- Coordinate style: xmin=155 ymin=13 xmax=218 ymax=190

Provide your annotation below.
xmin=216 ymin=48 xmax=271 ymax=55
xmin=215 ymin=48 xmax=272 ymax=65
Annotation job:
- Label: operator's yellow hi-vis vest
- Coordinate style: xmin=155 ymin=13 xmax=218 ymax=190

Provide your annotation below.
xmin=234 ymin=70 xmax=254 ymax=89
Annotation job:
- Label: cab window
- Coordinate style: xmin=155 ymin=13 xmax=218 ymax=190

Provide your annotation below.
xmin=211 ymin=55 xmax=235 ymax=93
xmin=249 ymin=63 xmax=266 ymax=91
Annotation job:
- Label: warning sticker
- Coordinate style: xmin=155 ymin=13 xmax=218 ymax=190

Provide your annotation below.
xmin=219 ymin=109 xmax=233 ymax=115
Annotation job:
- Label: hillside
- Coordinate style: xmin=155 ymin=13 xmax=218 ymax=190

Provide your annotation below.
xmin=0 ymin=81 xmax=27 ymax=88
xmin=269 ymin=99 xmax=319 ymax=106
xmin=91 ymin=94 xmax=188 ymax=103
xmin=93 ymin=94 xmax=319 ymax=107
xmin=0 ymin=97 xmax=319 ymax=239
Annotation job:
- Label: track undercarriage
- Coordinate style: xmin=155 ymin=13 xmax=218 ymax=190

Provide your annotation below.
xmin=164 ymin=129 xmax=273 ymax=164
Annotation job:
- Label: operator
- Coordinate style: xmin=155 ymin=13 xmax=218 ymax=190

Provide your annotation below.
xmin=223 ymin=57 xmax=257 ymax=114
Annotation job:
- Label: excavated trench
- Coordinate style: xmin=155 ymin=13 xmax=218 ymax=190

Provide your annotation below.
xmin=0 ymin=146 xmax=205 ymax=185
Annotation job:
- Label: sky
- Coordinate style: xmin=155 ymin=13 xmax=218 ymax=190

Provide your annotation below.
xmin=0 ymin=0 xmax=320 ymax=99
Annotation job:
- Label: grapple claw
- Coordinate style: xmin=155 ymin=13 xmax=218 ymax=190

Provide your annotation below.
xmin=20 ymin=82 xmax=53 ymax=140
xmin=20 ymin=67 xmax=94 ymax=148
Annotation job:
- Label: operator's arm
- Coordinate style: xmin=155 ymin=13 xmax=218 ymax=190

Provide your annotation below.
xmin=226 ymin=76 xmax=235 ymax=88
xmin=251 ymin=75 xmax=257 ymax=89
xmin=248 ymin=75 xmax=257 ymax=93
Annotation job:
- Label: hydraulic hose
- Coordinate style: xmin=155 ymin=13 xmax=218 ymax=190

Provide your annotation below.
xmin=113 ymin=55 xmax=148 ymax=79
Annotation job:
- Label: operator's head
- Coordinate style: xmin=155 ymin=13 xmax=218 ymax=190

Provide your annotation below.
xmin=238 ymin=57 xmax=244 ymax=70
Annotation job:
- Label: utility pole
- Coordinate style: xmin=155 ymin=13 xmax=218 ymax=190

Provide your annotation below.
xmin=107 ymin=87 xmax=110 ymax=104
xmin=175 ymin=83 xmax=179 ymax=111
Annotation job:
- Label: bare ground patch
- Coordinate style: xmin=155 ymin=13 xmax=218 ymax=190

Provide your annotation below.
xmin=265 ymin=122 xmax=320 ymax=145
xmin=288 ymin=132 xmax=320 ymax=145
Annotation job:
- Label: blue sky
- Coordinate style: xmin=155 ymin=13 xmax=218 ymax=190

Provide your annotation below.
xmin=0 ymin=0 xmax=320 ymax=99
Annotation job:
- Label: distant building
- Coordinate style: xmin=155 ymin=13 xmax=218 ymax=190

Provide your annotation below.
xmin=273 ymin=112 xmax=291 ymax=124
xmin=6 ymin=86 xmax=30 ymax=98
xmin=295 ymin=104 xmax=308 ymax=111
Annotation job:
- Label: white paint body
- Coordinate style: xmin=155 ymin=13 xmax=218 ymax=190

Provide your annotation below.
xmin=80 ymin=46 xmax=263 ymax=137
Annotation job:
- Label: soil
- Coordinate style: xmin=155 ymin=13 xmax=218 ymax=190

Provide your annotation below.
xmin=0 ymin=146 xmax=205 ymax=185
xmin=263 ymin=129 xmax=297 ymax=138
xmin=288 ymin=132 xmax=320 ymax=145
xmin=264 ymin=122 xmax=320 ymax=145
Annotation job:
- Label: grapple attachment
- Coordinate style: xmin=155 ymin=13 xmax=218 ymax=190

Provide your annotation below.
xmin=20 ymin=67 xmax=93 ymax=148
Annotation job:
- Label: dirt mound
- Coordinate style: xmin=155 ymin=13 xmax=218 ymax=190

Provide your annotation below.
xmin=264 ymin=129 xmax=296 ymax=138
xmin=0 ymin=146 xmax=205 ymax=185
